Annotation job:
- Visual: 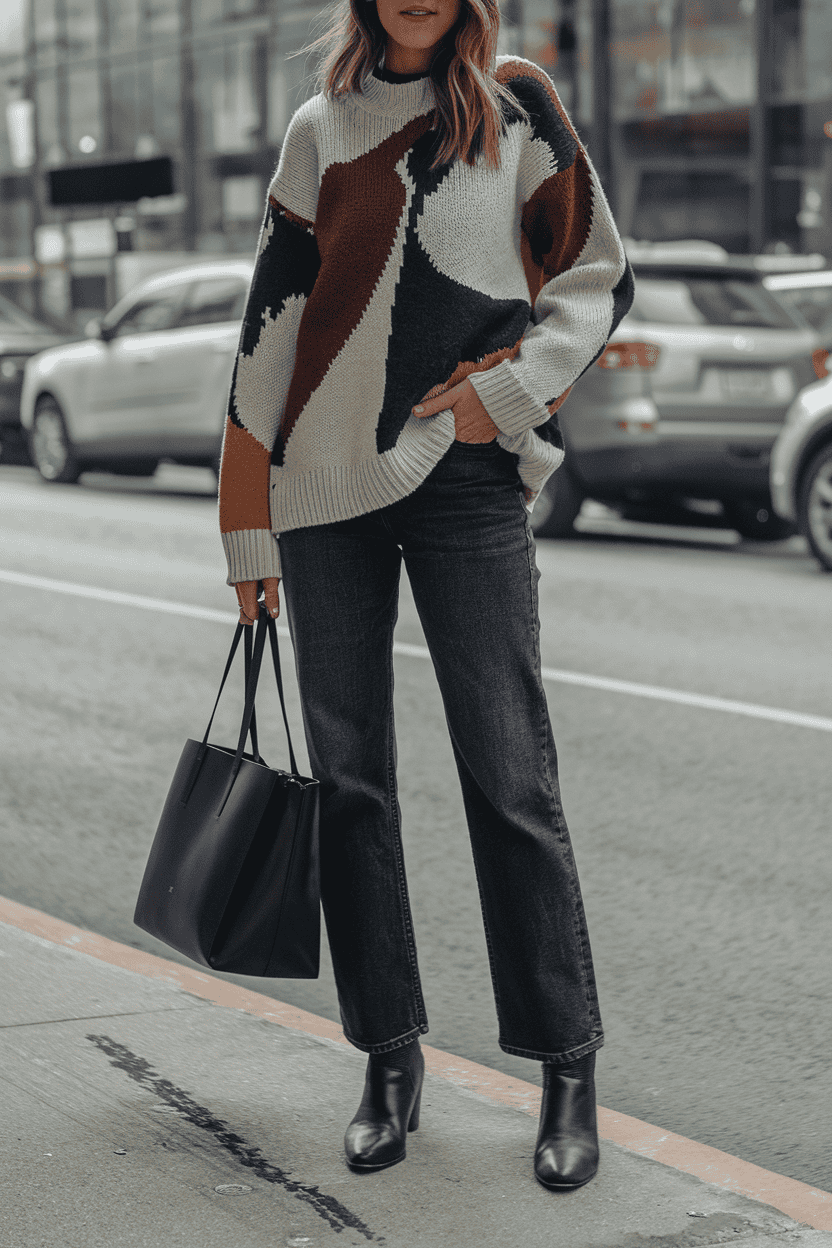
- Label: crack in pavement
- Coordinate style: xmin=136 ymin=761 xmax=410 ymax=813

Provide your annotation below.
xmin=87 ymin=1034 xmax=378 ymax=1241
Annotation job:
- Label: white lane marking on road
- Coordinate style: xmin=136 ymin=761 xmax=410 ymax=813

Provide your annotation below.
xmin=3 ymin=567 xmax=832 ymax=735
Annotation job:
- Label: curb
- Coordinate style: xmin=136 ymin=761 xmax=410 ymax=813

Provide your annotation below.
xmin=2 ymin=893 xmax=830 ymax=1231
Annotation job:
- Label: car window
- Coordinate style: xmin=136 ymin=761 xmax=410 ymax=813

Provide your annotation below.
xmin=630 ymin=276 xmax=799 ymax=329
xmin=110 ymin=287 xmax=189 ymax=338
xmin=175 ymin=278 xmax=247 ymax=328
xmin=772 ymin=286 xmax=832 ymax=338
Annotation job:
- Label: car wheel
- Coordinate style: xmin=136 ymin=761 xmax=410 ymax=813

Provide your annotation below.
xmin=797 ymin=442 xmax=832 ymax=572
xmin=530 ymin=466 xmax=585 ymax=538
xmin=29 ymin=397 xmax=82 ymax=484
xmin=723 ymin=497 xmax=795 ymax=542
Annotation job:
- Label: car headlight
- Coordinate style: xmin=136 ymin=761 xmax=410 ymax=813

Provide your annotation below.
xmin=0 ymin=356 xmax=29 ymax=381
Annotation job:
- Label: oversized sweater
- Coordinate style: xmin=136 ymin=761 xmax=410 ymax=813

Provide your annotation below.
xmin=219 ymin=55 xmax=634 ymax=583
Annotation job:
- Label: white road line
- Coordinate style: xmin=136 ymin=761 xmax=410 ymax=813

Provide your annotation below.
xmin=3 ymin=567 xmax=831 ymax=734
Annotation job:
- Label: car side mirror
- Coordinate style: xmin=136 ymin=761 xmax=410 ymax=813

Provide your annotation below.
xmin=85 ymin=317 xmax=114 ymax=342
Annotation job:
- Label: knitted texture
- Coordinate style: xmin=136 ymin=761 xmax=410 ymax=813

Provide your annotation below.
xmin=219 ymin=56 xmax=634 ymax=583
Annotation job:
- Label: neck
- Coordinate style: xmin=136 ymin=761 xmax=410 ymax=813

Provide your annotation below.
xmin=384 ymin=38 xmax=434 ymax=75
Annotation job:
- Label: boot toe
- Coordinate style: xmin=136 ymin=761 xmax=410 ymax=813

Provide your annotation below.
xmin=344 ymin=1120 xmax=406 ymax=1170
xmin=534 ymin=1137 xmax=599 ymax=1189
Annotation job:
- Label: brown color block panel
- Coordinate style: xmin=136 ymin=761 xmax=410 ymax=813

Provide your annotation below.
xmin=218 ymin=418 xmax=273 ymax=534
xmin=281 ymin=115 xmax=432 ymax=446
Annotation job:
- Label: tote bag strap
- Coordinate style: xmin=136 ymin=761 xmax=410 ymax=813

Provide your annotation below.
xmin=180 ymin=621 xmax=260 ymax=807
xmin=265 ymin=615 xmax=299 ymax=777
xmin=216 ymin=614 xmax=270 ymax=816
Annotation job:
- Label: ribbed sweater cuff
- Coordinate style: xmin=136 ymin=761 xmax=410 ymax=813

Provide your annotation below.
xmin=469 ymin=361 xmax=550 ymax=437
xmin=221 ymin=529 xmax=282 ymax=585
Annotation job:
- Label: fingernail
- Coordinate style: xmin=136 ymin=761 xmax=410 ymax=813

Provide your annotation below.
xmin=413 ymin=405 xmax=424 ymax=413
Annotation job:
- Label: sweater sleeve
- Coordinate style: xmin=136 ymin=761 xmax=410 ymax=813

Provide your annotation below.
xmin=218 ymin=103 xmax=321 ymax=584
xmin=468 ymin=60 xmax=634 ymax=438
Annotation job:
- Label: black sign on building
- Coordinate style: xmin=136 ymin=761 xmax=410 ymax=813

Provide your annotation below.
xmin=47 ymin=156 xmax=174 ymax=207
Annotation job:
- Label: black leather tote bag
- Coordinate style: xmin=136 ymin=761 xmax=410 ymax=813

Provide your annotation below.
xmin=134 ymin=612 xmax=320 ymax=978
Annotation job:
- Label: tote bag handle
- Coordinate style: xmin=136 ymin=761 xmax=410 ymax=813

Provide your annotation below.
xmin=215 ymin=613 xmax=300 ymax=816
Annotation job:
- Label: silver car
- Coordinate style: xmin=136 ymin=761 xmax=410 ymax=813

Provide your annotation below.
xmin=533 ymin=254 xmax=822 ymax=541
xmin=771 ymin=374 xmax=832 ymax=571
xmin=20 ymin=260 xmax=252 ymax=482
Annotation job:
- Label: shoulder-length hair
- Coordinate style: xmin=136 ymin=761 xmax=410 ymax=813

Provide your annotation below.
xmin=305 ymin=0 xmax=527 ymax=169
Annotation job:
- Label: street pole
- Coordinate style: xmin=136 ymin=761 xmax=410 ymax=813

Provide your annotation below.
xmin=591 ymin=0 xmax=614 ymax=213
xmin=749 ymin=0 xmax=773 ymax=253
xmin=178 ymin=0 xmax=199 ymax=252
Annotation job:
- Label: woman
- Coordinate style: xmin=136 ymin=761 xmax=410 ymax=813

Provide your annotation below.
xmin=219 ymin=0 xmax=633 ymax=1189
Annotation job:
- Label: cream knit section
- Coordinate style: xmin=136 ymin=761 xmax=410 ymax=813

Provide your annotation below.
xmin=222 ymin=528 xmax=282 ymax=586
xmin=270 ymin=410 xmax=456 ymax=532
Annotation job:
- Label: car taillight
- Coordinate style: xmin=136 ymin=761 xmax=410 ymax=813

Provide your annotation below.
xmin=812 ymin=348 xmax=830 ymax=379
xmin=597 ymin=342 xmax=660 ymax=370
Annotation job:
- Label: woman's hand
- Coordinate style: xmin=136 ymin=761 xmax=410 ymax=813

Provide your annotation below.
xmin=235 ymin=577 xmax=281 ymax=625
xmin=412 ymin=378 xmax=499 ymax=444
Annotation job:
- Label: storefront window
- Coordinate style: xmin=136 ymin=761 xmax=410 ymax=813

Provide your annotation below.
xmin=106 ymin=0 xmax=140 ymax=53
xmin=33 ymin=0 xmax=58 ymax=50
xmin=109 ymin=63 xmax=138 ymax=157
xmin=152 ymin=56 xmax=181 ymax=147
xmin=611 ymin=0 xmax=755 ymax=121
xmin=195 ymin=41 xmax=260 ymax=153
xmin=148 ymin=0 xmax=180 ymax=38
xmin=65 ymin=0 xmax=99 ymax=58
xmin=35 ymin=73 xmax=64 ymax=164
xmin=799 ymin=0 xmax=832 ymax=103
xmin=193 ymin=0 xmax=267 ymax=23
xmin=68 ymin=65 xmax=101 ymax=155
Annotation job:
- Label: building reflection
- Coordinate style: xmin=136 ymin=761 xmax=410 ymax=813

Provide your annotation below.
xmin=1 ymin=0 xmax=831 ymax=328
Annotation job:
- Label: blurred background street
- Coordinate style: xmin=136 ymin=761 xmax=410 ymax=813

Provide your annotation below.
xmin=1 ymin=461 xmax=830 ymax=1193
xmin=2 ymin=0 xmax=832 ymax=1213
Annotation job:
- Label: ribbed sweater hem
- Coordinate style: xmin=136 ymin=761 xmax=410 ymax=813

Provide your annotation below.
xmin=270 ymin=411 xmax=456 ymax=533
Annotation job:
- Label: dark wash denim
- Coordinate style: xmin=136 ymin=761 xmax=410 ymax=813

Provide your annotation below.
xmin=279 ymin=440 xmax=603 ymax=1063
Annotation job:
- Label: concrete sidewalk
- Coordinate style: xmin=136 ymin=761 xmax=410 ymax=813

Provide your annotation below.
xmin=1 ymin=898 xmax=830 ymax=1248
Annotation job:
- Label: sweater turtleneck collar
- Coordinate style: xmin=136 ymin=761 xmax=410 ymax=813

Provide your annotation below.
xmin=357 ymin=69 xmax=435 ymax=116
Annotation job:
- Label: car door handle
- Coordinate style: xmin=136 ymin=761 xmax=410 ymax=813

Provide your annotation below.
xmin=133 ymin=353 xmax=160 ymax=365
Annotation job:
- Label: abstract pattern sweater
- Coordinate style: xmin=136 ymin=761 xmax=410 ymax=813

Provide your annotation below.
xmin=219 ymin=56 xmax=634 ymax=583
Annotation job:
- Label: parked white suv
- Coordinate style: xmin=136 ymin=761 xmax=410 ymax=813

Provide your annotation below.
xmin=20 ymin=260 xmax=253 ymax=483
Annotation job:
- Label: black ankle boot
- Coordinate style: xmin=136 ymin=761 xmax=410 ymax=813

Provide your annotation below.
xmin=344 ymin=1042 xmax=424 ymax=1171
xmin=534 ymin=1051 xmax=599 ymax=1190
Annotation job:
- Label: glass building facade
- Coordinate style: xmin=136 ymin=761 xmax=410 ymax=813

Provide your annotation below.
xmin=1 ymin=0 xmax=831 ymax=327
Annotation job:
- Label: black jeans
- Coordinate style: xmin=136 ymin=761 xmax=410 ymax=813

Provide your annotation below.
xmin=279 ymin=441 xmax=603 ymax=1063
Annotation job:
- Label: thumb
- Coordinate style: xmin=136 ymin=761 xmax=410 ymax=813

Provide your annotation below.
xmin=262 ymin=576 xmax=281 ymax=619
xmin=412 ymin=382 xmax=462 ymax=419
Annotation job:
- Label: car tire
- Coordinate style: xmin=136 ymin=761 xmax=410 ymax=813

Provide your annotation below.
xmin=29 ymin=396 xmax=82 ymax=484
xmin=797 ymin=442 xmax=832 ymax=572
xmin=723 ymin=497 xmax=795 ymax=542
xmin=530 ymin=466 xmax=585 ymax=538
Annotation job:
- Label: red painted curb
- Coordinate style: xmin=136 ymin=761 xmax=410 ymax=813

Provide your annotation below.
xmin=1 ymin=894 xmax=830 ymax=1231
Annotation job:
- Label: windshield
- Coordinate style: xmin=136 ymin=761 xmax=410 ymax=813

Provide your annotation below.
xmin=0 ymin=291 xmax=49 ymax=332
xmin=629 ymin=275 xmax=801 ymax=330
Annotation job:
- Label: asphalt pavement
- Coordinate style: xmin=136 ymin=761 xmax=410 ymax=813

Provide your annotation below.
xmin=1 ymin=463 xmax=831 ymax=1197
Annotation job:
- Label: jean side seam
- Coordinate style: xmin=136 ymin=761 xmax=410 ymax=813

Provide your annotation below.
xmin=384 ymin=641 xmax=429 ymax=1033
xmin=524 ymin=511 xmax=602 ymax=1040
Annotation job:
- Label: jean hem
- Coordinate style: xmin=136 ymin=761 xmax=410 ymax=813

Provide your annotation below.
xmin=499 ymin=1035 xmax=604 ymax=1063
xmin=343 ymin=1022 xmax=429 ymax=1055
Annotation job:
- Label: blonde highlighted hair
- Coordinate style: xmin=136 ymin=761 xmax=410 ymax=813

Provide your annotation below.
xmin=304 ymin=0 xmax=527 ymax=169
